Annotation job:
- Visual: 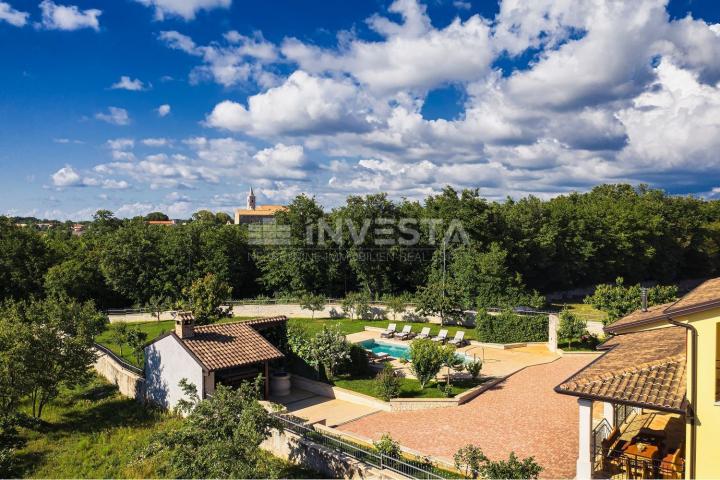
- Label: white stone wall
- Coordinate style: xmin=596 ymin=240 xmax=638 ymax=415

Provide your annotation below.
xmin=144 ymin=335 xmax=205 ymax=409
xmin=93 ymin=349 xmax=145 ymax=399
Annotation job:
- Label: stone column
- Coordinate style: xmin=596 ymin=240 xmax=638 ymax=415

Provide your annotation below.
xmin=603 ymin=401 xmax=615 ymax=428
xmin=548 ymin=314 xmax=559 ymax=352
xmin=576 ymin=398 xmax=594 ymax=479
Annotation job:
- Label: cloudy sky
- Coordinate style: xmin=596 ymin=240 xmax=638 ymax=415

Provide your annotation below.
xmin=1 ymin=0 xmax=719 ymax=219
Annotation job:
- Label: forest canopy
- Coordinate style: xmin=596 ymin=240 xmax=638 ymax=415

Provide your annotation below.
xmin=3 ymin=184 xmax=720 ymax=309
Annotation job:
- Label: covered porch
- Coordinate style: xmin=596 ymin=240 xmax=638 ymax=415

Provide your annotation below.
xmin=579 ymin=400 xmax=685 ymax=479
xmin=555 ymin=327 xmax=688 ymax=479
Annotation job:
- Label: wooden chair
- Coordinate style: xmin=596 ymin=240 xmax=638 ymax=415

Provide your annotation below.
xmin=661 ymin=443 xmax=684 ymax=479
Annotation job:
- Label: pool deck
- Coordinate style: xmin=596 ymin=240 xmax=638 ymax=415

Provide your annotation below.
xmin=347 ymin=330 xmax=560 ymax=379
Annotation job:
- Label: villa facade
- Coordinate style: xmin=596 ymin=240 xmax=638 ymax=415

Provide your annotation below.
xmin=556 ymin=278 xmax=720 ymax=479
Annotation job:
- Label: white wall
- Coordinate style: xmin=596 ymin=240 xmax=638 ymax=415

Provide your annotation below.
xmin=144 ymin=335 xmax=204 ymax=409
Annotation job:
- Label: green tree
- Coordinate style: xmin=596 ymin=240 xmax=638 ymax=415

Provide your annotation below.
xmin=584 ymin=277 xmax=679 ymax=323
xmin=0 ymin=217 xmax=55 ymax=300
xmin=300 ymin=293 xmax=326 ymax=319
xmin=373 ymin=433 xmax=401 ymax=457
xmin=454 ymin=444 xmax=486 ymax=478
xmin=110 ymin=323 xmax=129 ymax=356
xmin=558 ymin=308 xmax=587 ymax=348
xmin=183 ymin=273 xmax=233 ymax=325
xmin=146 ymin=295 xmax=170 ymax=322
xmin=145 ymin=212 xmax=169 ymax=221
xmin=481 ymin=452 xmax=542 ymax=479
xmin=310 ymin=324 xmax=350 ymax=381
xmin=0 ymin=297 xmax=105 ymax=418
xmin=384 ymin=295 xmax=407 ymax=321
xmin=408 ymin=339 xmax=449 ymax=389
xmin=126 ymin=328 xmax=148 ymax=365
xmin=374 ymin=363 xmax=401 ymax=401
xmin=148 ymin=378 xmax=281 ymax=478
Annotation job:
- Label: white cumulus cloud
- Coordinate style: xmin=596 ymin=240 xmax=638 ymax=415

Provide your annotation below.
xmin=39 ymin=0 xmax=101 ymax=31
xmin=135 ymin=0 xmax=231 ymax=20
xmin=111 ymin=76 xmax=147 ymax=91
xmin=0 ymin=1 xmax=28 ymax=26
xmin=157 ymin=104 xmax=171 ymax=117
xmin=95 ymin=107 xmax=130 ymax=126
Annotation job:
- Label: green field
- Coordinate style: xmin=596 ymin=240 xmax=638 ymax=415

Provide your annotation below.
xmin=551 ymin=302 xmax=607 ymax=322
xmin=14 ymin=376 xmax=315 ymax=479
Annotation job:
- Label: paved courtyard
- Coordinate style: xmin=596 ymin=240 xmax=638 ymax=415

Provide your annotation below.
xmin=338 ymin=355 xmax=597 ymax=479
xmin=270 ymin=388 xmax=381 ymax=427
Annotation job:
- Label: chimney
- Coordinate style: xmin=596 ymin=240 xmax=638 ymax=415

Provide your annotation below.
xmin=641 ymin=287 xmax=648 ymax=312
xmin=175 ymin=312 xmax=195 ymax=339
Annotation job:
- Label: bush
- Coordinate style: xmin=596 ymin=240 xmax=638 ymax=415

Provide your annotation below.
xmin=453 ymin=445 xmax=542 ymax=479
xmin=558 ymin=308 xmax=587 ymax=349
xmin=345 ymin=344 xmax=371 ymax=376
xmin=466 ymin=359 xmax=482 ymax=380
xmin=373 ymin=433 xmax=401 ymax=457
xmin=584 ymin=277 xmax=678 ymax=323
xmin=475 ymin=309 xmax=548 ymax=344
xmin=374 ymin=364 xmax=401 ymax=401
xmin=408 ymin=339 xmax=452 ymax=389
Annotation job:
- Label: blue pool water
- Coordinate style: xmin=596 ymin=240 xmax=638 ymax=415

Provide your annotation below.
xmin=359 ymin=339 xmax=477 ymax=364
xmin=360 ymin=339 xmax=412 ymax=360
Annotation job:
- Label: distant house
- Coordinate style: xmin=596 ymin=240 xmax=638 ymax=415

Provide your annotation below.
xmin=234 ymin=187 xmax=286 ymax=224
xmin=147 ymin=219 xmax=176 ymax=226
xmin=71 ymin=223 xmax=85 ymax=235
xmin=144 ymin=313 xmax=287 ymax=409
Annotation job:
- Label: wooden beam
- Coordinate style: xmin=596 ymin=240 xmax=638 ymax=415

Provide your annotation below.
xmin=264 ymin=361 xmax=270 ymax=399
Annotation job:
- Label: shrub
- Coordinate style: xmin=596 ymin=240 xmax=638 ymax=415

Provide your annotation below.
xmin=373 ymin=433 xmax=401 ymax=458
xmin=375 ymin=364 xmax=401 ymax=401
xmin=345 ymin=344 xmax=371 ymax=376
xmin=558 ymin=308 xmax=587 ymax=348
xmin=475 ymin=309 xmax=548 ymax=344
xmin=454 ymin=444 xmax=486 ymax=479
xmin=300 ymin=293 xmax=326 ymax=319
xmin=408 ymin=339 xmax=452 ymax=389
xmin=584 ymin=277 xmax=678 ymax=323
xmin=466 ymin=359 xmax=482 ymax=380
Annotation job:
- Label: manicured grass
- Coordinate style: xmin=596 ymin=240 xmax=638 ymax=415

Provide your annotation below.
xmin=333 ymin=372 xmax=489 ymax=399
xmin=551 ymin=302 xmax=607 ymax=322
xmin=14 ymin=375 xmax=319 ymax=479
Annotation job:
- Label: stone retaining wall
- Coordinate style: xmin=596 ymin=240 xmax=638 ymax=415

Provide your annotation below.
xmin=93 ymin=346 xmax=146 ymax=400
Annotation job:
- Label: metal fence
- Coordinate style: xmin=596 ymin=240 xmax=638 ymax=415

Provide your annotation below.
xmin=593 ymin=446 xmax=684 ymax=479
xmin=271 ymin=412 xmax=452 ymax=479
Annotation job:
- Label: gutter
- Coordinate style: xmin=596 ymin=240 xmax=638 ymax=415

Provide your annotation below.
xmin=667 ymin=317 xmax=697 ymax=480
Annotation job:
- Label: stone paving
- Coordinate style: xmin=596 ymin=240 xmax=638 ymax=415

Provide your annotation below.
xmin=338 ymin=355 xmax=597 ymax=479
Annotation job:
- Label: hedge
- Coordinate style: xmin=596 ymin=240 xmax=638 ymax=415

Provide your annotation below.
xmin=475 ymin=310 xmax=548 ymax=344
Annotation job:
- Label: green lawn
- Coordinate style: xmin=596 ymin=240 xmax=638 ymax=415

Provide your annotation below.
xmin=333 ymin=372 xmax=489 ymax=399
xmin=14 ymin=375 xmax=319 ymax=479
xmin=96 ymin=317 xmax=479 ymax=368
xmin=551 ymin=302 xmax=607 ymax=322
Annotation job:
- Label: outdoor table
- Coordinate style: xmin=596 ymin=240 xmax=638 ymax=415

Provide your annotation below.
xmin=622 ymin=442 xmax=660 ymax=478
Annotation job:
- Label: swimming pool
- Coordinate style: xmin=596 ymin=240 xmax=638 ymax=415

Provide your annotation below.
xmin=360 ymin=339 xmax=412 ymax=360
xmin=359 ymin=339 xmax=478 ymax=364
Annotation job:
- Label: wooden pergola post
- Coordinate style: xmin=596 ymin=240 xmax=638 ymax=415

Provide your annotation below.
xmin=264 ymin=361 xmax=270 ymax=399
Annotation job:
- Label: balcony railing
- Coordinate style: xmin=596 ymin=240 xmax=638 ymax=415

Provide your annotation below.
xmin=593 ymin=446 xmax=684 ymax=479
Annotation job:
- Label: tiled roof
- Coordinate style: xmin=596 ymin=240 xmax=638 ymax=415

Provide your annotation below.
xmin=604 ymin=302 xmax=674 ymax=332
xmin=182 ymin=321 xmax=284 ymax=371
xmin=666 ymin=277 xmax=720 ymax=313
xmin=605 ymin=276 xmax=720 ymax=333
xmin=243 ymin=316 xmax=288 ymax=330
xmin=555 ymin=327 xmax=687 ymax=412
xmin=234 ymin=205 xmax=286 ymax=216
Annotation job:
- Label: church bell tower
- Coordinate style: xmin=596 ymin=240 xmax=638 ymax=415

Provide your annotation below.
xmin=246 ymin=186 xmax=256 ymax=210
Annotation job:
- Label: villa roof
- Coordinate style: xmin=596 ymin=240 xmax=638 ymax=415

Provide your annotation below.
xmin=181 ymin=321 xmax=284 ymax=371
xmin=234 ymin=205 xmax=286 ymax=216
xmin=605 ymin=276 xmax=720 ymax=333
xmin=555 ymin=327 xmax=687 ymax=413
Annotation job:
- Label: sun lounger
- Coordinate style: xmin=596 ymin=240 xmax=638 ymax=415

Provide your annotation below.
xmin=448 ymin=330 xmax=466 ymax=347
xmin=366 ymin=350 xmax=390 ymax=363
xmin=432 ymin=329 xmax=448 ymax=343
xmin=380 ymin=323 xmax=397 ymax=338
xmin=396 ymin=325 xmax=415 ymax=340
xmin=416 ymin=327 xmax=431 ymax=339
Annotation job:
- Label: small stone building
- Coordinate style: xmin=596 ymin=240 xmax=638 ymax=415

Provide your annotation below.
xmin=144 ymin=313 xmax=287 ymax=409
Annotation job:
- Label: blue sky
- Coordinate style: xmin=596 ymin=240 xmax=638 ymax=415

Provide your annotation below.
xmin=1 ymin=0 xmax=719 ymax=219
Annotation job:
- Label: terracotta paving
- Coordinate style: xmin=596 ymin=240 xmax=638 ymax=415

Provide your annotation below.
xmin=339 ymin=355 xmax=596 ymax=479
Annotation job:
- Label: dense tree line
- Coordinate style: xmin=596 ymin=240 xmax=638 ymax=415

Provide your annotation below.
xmin=2 ymin=184 xmax=720 ymax=309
